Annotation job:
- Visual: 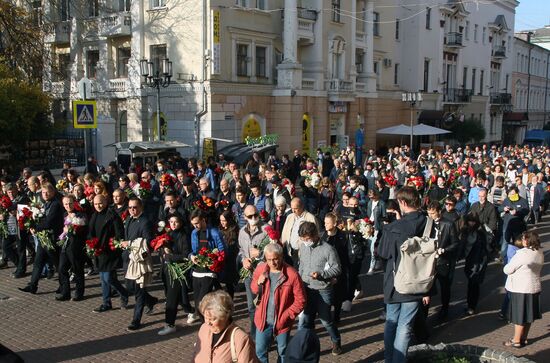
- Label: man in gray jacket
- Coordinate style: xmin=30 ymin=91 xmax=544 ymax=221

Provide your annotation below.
xmin=238 ymin=204 xmax=268 ymax=340
xmin=297 ymin=221 xmax=342 ymax=355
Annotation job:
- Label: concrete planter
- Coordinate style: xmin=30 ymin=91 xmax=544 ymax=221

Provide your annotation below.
xmin=408 ymin=343 xmax=535 ymax=363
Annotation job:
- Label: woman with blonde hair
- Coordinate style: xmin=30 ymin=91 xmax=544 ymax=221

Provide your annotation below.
xmin=503 ymin=231 xmax=544 ymax=348
xmin=193 ymin=290 xmax=258 ymax=362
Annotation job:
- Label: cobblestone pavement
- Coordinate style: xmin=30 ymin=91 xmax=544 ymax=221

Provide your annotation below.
xmin=0 ymin=219 xmax=549 ymax=362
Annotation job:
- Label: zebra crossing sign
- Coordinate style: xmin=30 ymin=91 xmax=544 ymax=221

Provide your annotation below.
xmin=73 ymin=100 xmax=97 ymax=129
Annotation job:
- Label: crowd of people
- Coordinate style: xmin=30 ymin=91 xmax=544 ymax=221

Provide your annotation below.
xmin=0 ymin=142 xmax=546 ymax=363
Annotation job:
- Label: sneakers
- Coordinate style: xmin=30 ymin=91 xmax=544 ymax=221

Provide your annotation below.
xmin=69 ymin=273 xmax=75 ymax=282
xmin=86 ymin=268 xmax=96 ymax=277
xmin=331 ymin=341 xmax=342 ymax=355
xmin=158 ymin=324 xmax=177 ymax=336
xmin=465 ymin=308 xmax=475 ymax=316
xmin=187 ymin=313 xmax=200 ymax=324
xmin=353 ymin=289 xmax=364 ymax=301
xmin=127 ymin=322 xmax=141 ymax=331
xmin=342 ymin=300 xmax=352 ymax=312
xmin=93 ymin=305 xmax=112 ymax=313
xmin=366 ymin=268 xmax=375 ymax=276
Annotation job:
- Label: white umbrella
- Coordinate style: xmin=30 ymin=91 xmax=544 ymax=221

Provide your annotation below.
xmin=376 ymin=124 xmax=411 ymax=135
xmin=412 ymin=123 xmax=452 ymax=135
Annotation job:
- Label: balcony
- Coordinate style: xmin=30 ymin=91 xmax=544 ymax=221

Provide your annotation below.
xmin=44 ymin=21 xmax=70 ymax=44
xmin=297 ymin=8 xmax=316 ymax=44
xmin=492 ymin=45 xmax=506 ymax=59
xmin=301 ymin=78 xmax=315 ymax=90
xmin=444 ymin=32 xmax=463 ymax=47
xmin=490 ymin=92 xmax=512 ymax=104
xmin=326 ymin=79 xmax=354 ymax=101
xmin=100 ymin=13 xmax=132 ymax=37
xmin=109 ymin=78 xmax=128 ymax=93
xmin=443 ymin=88 xmax=473 ymax=103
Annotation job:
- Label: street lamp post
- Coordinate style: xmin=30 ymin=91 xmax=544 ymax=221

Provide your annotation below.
xmin=140 ymin=57 xmax=173 ymax=141
xmin=401 ymin=92 xmax=422 ymax=152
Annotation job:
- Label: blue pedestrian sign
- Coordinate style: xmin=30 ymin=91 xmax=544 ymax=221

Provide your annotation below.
xmin=73 ymin=100 xmax=97 ymax=129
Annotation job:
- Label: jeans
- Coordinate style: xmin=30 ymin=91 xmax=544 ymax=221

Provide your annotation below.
xmin=367 ymin=236 xmax=377 ymax=270
xmin=255 ymin=324 xmax=290 ymax=363
xmin=299 ymin=287 xmax=341 ymax=343
xmin=384 ymin=301 xmax=420 ymax=363
xmin=99 ymin=270 xmax=128 ymax=307
xmin=244 ymin=277 xmax=257 ymax=338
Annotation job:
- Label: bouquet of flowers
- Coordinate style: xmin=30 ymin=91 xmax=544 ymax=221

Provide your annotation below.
xmin=56 ymin=179 xmax=68 ymax=192
xmin=166 ymin=259 xmax=193 ymax=287
xmin=259 ymin=209 xmax=269 ymax=222
xmin=57 ymin=215 xmax=86 ymax=248
xmin=157 ymin=221 xmax=170 ymax=234
xmin=36 ymin=230 xmax=55 ymax=251
xmin=0 ymin=195 xmax=12 ymax=239
xmin=195 ymin=247 xmax=225 ymax=273
xmin=150 ymin=233 xmax=172 ymax=251
xmin=18 ymin=207 xmax=34 ymax=230
xmin=193 ymin=196 xmax=215 ymax=211
xmin=447 ymin=170 xmax=462 ymax=190
xmin=356 ymin=218 xmax=374 ymax=240
xmin=281 ymin=178 xmax=296 ymax=197
xmin=137 ymin=180 xmax=152 ymax=200
xmin=120 ymin=210 xmax=130 ymax=222
xmin=239 ymin=225 xmax=279 ymax=280
xmin=383 ymin=174 xmax=397 ymax=187
xmin=160 ymin=174 xmax=176 ymax=189
xmin=85 ymin=237 xmax=102 ymax=257
xmin=214 ymin=166 xmax=224 ymax=176
xmin=84 ymin=186 xmax=95 ymax=201
xmin=218 ymin=199 xmax=230 ymax=210
xmin=108 ymin=237 xmax=125 ymax=251
xmin=29 ymin=196 xmax=45 ymax=221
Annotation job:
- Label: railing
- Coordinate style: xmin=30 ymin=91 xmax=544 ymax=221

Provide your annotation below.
xmin=297 ymin=8 xmax=317 ymax=21
xmin=100 ymin=13 xmax=132 ymax=37
xmin=445 ymin=32 xmax=463 ymax=46
xmin=44 ymin=21 xmax=70 ymax=43
xmin=326 ymin=79 xmax=354 ymax=93
xmin=490 ymin=92 xmax=512 ymax=104
xmin=356 ymin=31 xmax=366 ymax=43
xmin=301 ymin=78 xmax=315 ymax=90
xmin=298 ymin=19 xmax=313 ymax=33
xmin=109 ymin=78 xmax=128 ymax=92
xmin=492 ymin=45 xmax=506 ymax=58
xmin=443 ymin=88 xmax=473 ymax=103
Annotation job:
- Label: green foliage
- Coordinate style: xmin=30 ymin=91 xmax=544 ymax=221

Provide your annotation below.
xmin=0 ymin=61 xmax=52 ymax=166
xmin=448 ymin=119 xmax=486 ymax=144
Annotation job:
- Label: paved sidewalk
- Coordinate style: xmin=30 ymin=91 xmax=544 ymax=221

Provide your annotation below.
xmin=0 ymin=218 xmax=549 ymax=362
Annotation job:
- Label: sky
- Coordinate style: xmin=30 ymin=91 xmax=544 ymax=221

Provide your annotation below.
xmin=515 ymin=0 xmax=549 ymax=31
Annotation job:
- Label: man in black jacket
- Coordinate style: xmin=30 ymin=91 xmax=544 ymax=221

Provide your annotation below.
xmin=123 ymin=197 xmax=158 ymax=331
xmin=19 ymin=183 xmax=64 ymax=294
xmin=378 ymin=186 xmax=426 ymax=363
xmin=427 ymin=201 xmax=459 ymax=319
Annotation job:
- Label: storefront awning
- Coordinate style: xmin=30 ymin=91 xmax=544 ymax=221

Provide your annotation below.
xmin=503 ymin=112 xmax=529 ymax=122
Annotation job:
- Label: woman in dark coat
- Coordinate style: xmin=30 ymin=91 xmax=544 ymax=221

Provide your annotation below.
xmin=459 ymin=213 xmax=492 ymax=315
xmin=158 ymin=213 xmax=194 ymax=335
xmin=88 ymin=194 xmax=128 ymax=312
xmin=56 ymin=194 xmax=88 ymax=301
xmin=218 ymin=210 xmax=239 ymax=298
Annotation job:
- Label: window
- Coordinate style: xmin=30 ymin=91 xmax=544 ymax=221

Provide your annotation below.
xmin=256 ymin=0 xmax=267 ymax=10
xmin=474 ymin=24 xmax=478 ymax=42
xmin=151 ymin=0 xmax=166 ymax=9
xmin=86 ymin=50 xmax=99 ymax=79
xmin=60 ymin=0 xmax=70 ymax=21
xmin=332 ymin=0 xmax=341 ymax=23
xmin=119 ymin=0 xmax=131 ymax=12
xmin=150 ymin=44 xmax=167 ymax=75
xmin=373 ymin=12 xmax=380 ymax=36
xmin=463 ymin=67 xmax=468 ymax=89
xmin=425 ymin=7 xmax=431 ymax=29
xmin=89 ymin=0 xmax=99 ymax=17
xmin=57 ymin=53 xmax=70 ymax=81
xmin=256 ymin=46 xmax=266 ymax=77
xmin=471 ymin=69 xmax=476 ymax=94
xmin=373 ymin=61 xmax=379 ymax=74
xmin=395 ymin=19 xmax=400 ymax=40
xmin=31 ymin=1 xmax=42 ymax=27
xmin=235 ymin=0 xmax=248 ymax=6
xmin=465 ymin=21 xmax=470 ymax=40
xmin=394 ymin=63 xmax=399 ymax=85
xmin=482 ymin=27 xmax=486 ymax=45
xmin=117 ymin=47 xmax=131 ymax=78
xmin=119 ymin=111 xmax=128 ymax=142
xmin=356 ymin=51 xmax=364 ymax=73
xmin=423 ymin=59 xmax=430 ymax=91
xmin=479 ymin=69 xmax=484 ymax=95
xmin=237 ymin=44 xmax=249 ymax=76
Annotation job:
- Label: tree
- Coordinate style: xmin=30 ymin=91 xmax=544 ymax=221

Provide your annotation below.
xmin=0 ymin=61 xmax=52 ymax=168
xmin=449 ymin=119 xmax=486 ymax=144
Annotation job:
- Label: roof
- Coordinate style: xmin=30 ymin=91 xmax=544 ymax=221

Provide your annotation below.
xmin=489 ymin=15 xmax=510 ymax=32
xmin=217 ymin=143 xmax=278 ymax=165
xmin=106 ymin=141 xmax=191 ymax=152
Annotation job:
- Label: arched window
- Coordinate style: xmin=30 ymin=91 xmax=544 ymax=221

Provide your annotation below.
xmin=119 ymin=111 xmax=128 ymax=142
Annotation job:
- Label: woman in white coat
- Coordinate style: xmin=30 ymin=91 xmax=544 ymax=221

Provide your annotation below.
xmin=503 ymin=231 xmax=544 ymax=348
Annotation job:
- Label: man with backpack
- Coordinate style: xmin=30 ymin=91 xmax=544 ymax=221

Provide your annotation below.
xmin=378 ymin=186 xmax=429 ymax=363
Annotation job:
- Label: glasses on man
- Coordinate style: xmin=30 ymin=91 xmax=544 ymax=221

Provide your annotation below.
xmin=245 ymin=213 xmax=259 ymax=219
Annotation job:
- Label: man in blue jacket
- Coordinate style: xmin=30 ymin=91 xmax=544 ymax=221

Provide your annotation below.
xmin=378 ymin=186 xmax=427 ymax=363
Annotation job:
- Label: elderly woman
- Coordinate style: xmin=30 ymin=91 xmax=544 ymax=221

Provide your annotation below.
xmin=503 ymin=231 xmax=544 ymax=348
xmin=193 ymin=290 xmax=258 ymax=362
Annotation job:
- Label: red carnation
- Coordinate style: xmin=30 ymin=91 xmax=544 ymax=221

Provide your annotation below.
xmin=265 ymin=225 xmax=280 ymax=241
xmin=259 ymin=209 xmax=268 ymax=220
xmin=150 ymin=233 xmax=171 ymax=251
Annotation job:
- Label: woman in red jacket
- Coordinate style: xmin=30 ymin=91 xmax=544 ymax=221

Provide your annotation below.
xmin=251 ymin=243 xmax=306 ymax=363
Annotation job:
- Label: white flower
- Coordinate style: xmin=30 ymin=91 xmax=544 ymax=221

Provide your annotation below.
xmin=158 ymin=221 xmax=166 ymax=232
xmin=80 ymin=199 xmax=86 ymax=205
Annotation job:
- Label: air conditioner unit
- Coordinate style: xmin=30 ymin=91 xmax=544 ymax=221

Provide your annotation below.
xmin=383 ymin=58 xmax=392 ymax=68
